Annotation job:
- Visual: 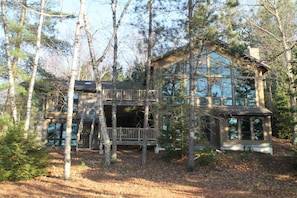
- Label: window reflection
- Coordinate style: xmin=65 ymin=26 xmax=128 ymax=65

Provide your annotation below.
xmin=253 ymin=118 xmax=264 ymax=140
xmin=234 ymin=78 xmax=255 ymax=99
xmin=228 ymin=118 xmax=238 ymax=140
xmin=47 ymin=123 xmax=78 ymax=146
xmin=161 ymin=51 xmax=258 ymax=107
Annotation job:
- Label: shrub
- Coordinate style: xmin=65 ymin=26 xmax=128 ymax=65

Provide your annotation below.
xmin=196 ymin=148 xmax=219 ymax=169
xmin=0 ymin=122 xmax=49 ymax=181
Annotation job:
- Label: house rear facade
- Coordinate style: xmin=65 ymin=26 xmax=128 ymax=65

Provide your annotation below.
xmin=42 ymin=41 xmax=273 ymax=154
xmin=152 ymin=42 xmax=272 ymax=154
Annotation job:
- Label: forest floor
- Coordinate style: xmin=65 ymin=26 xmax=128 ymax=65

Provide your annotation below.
xmin=1 ymin=137 xmax=297 ymax=198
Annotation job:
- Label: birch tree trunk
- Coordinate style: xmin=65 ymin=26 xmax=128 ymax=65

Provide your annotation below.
xmin=83 ymin=0 xmax=131 ymax=166
xmin=111 ymin=0 xmax=118 ymax=161
xmin=1 ymin=0 xmax=18 ymax=125
xmin=24 ymin=0 xmax=45 ymax=135
xmin=142 ymin=0 xmax=153 ymax=166
xmin=64 ymin=0 xmax=83 ymax=180
xmin=5 ymin=0 xmax=26 ymax=114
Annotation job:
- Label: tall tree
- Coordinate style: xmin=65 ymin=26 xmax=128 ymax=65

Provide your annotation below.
xmin=187 ymin=0 xmax=240 ymax=169
xmin=246 ymin=0 xmax=297 ymax=143
xmin=111 ymin=0 xmax=118 ymax=162
xmin=24 ymin=0 xmax=45 ymax=134
xmin=187 ymin=0 xmax=195 ymax=169
xmin=1 ymin=0 xmax=18 ymax=125
xmin=142 ymin=0 xmax=153 ymax=165
xmin=64 ymin=0 xmax=83 ymax=180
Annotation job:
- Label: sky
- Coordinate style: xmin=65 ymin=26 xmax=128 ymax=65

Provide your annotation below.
xmin=54 ymin=0 xmax=138 ymax=73
xmin=52 ymin=0 xmax=259 ymax=74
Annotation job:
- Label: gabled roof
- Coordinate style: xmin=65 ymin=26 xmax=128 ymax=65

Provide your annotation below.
xmin=151 ymin=40 xmax=270 ymax=73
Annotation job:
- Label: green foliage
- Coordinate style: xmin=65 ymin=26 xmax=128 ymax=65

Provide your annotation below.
xmin=272 ymin=86 xmax=294 ymax=139
xmin=196 ymin=148 xmax=219 ymax=169
xmin=0 ymin=118 xmax=49 ymax=181
xmin=158 ymin=102 xmax=190 ymax=160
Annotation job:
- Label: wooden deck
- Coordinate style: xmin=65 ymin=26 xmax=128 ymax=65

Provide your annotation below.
xmin=107 ymin=127 xmax=158 ymax=145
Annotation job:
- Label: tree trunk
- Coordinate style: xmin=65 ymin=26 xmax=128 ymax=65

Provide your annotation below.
xmin=1 ymin=0 xmax=18 ymax=125
xmin=96 ymin=80 xmax=111 ymax=166
xmin=142 ymin=0 xmax=153 ymax=166
xmin=111 ymin=0 xmax=118 ymax=161
xmin=5 ymin=0 xmax=27 ymax=114
xmin=188 ymin=0 xmax=195 ymax=169
xmin=24 ymin=0 xmax=45 ymax=135
xmin=64 ymin=0 xmax=83 ymax=180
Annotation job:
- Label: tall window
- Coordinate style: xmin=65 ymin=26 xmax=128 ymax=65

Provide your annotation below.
xmin=47 ymin=123 xmax=78 ymax=146
xmin=161 ymin=51 xmax=257 ymax=107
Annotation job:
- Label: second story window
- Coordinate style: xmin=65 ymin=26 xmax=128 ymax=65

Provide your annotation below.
xmin=47 ymin=92 xmax=79 ymax=113
xmin=161 ymin=51 xmax=257 ymax=107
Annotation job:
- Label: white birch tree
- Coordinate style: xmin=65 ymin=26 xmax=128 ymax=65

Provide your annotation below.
xmin=1 ymin=0 xmax=18 ymax=125
xmin=64 ymin=0 xmax=83 ymax=180
xmin=111 ymin=0 xmax=118 ymax=162
xmin=24 ymin=0 xmax=45 ymax=135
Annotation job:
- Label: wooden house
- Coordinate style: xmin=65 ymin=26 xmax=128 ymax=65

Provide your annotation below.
xmin=42 ymin=41 xmax=273 ymax=154
xmin=151 ymin=41 xmax=272 ymax=154
xmin=43 ymin=81 xmax=158 ymax=150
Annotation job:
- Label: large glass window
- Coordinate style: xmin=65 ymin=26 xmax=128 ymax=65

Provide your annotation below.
xmin=47 ymin=123 xmax=78 ymax=146
xmin=228 ymin=117 xmax=264 ymax=141
xmin=161 ymin=51 xmax=257 ymax=107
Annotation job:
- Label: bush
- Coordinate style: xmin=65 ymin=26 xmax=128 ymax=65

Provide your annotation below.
xmin=196 ymin=148 xmax=219 ymax=169
xmin=0 ymin=123 xmax=49 ymax=181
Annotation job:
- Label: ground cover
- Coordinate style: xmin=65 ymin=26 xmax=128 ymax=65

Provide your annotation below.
xmin=0 ymin=137 xmax=297 ymax=198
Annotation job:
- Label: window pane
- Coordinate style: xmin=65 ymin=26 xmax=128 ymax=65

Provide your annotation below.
xmin=199 ymin=97 xmax=209 ymax=106
xmin=210 ymin=52 xmax=231 ymax=76
xmin=234 ymin=78 xmax=255 ymax=99
xmin=211 ymin=78 xmax=232 ymax=98
xmin=162 ymin=76 xmax=183 ymax=96
xmin=224 ymin=99 xmax=232 ymax=106
xmin=212 ymin=98 xmax=221 ymax=105
xmin=228 ymin=118 xmax=238 ymax=140
xmin=253 ymin=118 xmax=264 ymax=140
xmin=197 ymin=78 xmax=208 ymax=97
xmin=248 ymin=99 xmax=256 ymax=107
xmin=235 ymin=99 xmax=245 ymax=106
xmin=241 ymin=118 xmax=251 ymax=140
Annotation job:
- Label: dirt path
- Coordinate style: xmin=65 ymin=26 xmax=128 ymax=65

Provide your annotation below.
xmin=1 ymin=138 xmax=297 ymax=198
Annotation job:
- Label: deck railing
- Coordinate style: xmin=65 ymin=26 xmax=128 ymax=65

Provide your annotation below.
xmin=103 ymin=89 xmax=158 ymax=102
xmin=106 ymin=127 xmax=157 ymax=142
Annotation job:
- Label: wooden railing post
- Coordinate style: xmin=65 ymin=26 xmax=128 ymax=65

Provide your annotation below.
xmin=119 ymin=127 xmax=122 ymax=141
